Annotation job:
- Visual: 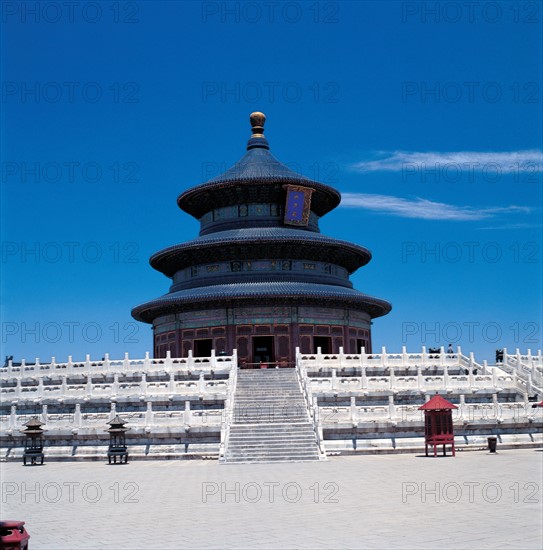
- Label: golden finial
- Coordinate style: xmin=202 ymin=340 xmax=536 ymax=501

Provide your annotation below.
xmin=250 ymin=112 xmax=266 ymax=136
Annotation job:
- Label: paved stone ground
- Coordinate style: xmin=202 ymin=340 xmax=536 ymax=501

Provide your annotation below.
xmin=1 ymin=449 xmax=542 ymax=549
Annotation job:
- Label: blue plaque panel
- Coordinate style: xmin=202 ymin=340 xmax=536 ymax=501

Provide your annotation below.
xmin=284 ymin=185 xmax=313 ymax=226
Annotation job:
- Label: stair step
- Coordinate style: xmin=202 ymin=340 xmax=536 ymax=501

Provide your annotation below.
xmin=228 ymin=435 xmax=315 ymax=447
xmin=222 ymin=368 xmax=321 ymax=464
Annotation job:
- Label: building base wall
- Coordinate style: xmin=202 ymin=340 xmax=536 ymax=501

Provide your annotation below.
xmin=153 ymin=305 xmax=372 ymax=363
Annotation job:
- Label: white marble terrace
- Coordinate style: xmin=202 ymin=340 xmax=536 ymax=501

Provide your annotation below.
xmin=1 ymin=347 xmax=541 ymax=457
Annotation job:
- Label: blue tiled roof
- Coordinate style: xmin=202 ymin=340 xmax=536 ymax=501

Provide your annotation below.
xmin=150 ymin=227 xmax=371 ymax=275
xmin=151 ymin=227 xmax=371 ymax=258
xmin=206 ymin=148 xmax=313 ymax=185
xmin=177 ymin=134 xmax=341 ymax=218
xmin=132 ymin=281 xmax=392 ymax=323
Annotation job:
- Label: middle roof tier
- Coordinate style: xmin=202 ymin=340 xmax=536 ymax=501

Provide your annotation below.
xmin=150 ymin=227 xmax=372 ymax=277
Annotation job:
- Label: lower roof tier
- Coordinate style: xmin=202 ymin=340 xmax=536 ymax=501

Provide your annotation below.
xmin=150 ymin=227 xmax=372 ymax=277
xmin=131 ymin=281 xmax=392 ymax=323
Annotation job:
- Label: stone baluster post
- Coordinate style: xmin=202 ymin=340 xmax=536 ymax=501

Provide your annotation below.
xmin=67 ymin=355 xmax=73 ymax=375
xmin=123 ymin=352 xmax=130 ymax=370
xmin=388 ymin=395 xmax=396 ymax=421
xmin=103 ymin=353 xmax=110 ymax=369
xmin=439 ymin=347 xmax=445 ymax=366
xmin=468 ymin=352 xmax=476 ymax=388
xmin=140 ymin=372 xmax=147 ymax=396
xmin=417 ymin=366 xmax=423 ymax=391
xmin=169 ymin=371 xmax=176 ymax=393
xmin=339 ymin=347 xmax=344 ymax=368
xmin=381 ymin=346 xmax=387 ymax=367
xmin=360 ymin=364 xmax=367 ymax=389
xmin=443 ymin=363 xmax=449 ymax=390
xmin=492 ymin=393 xmax=499 ymax=419
xmin=421 ymin=346 xmax=428 ymax=368
xmin=113 ymin=372 xmax=119 ymax=395
xmin=109 ymin=401 xmax=116 ymax=420
xmin=143 ymin=351 xmax=151 ymax=370
xmin=459 ymin=394 xmax=467 ymax=422
xmin=186 ymin=349 xmax=193 ymax=370
xmin=37 ymin=377 xmax=44 ymax=398
xmin=74 ymin=403 xmax=82 ymax=428
xmin=85 ymin=354 xmax=91 ymax=369
xmin=198 ymin=372 xmax=205 ymax=393
xmin=145 ymin=401 xmax=154 ymax=425
xmin=211 ymin=349 xmax=217 ymax=368
xmin=502 ymin=349 xmax=510 ymax=372
xmin=350 ymin=396 xmax=357 ymax=423
xmin=9 ymin=404 xmax=17 ymax=430
xmin=184 ymin=400 xmax=192 ymax=426
xmin=331 ymin=369 xmax=337 ymax=391
xmin=482 ymin=359 xmax=488 ymax=376
xmin=420 ymin=346 xmax=428 ymax=369
xmin=86 ymin=374 xmax=93 ymax=397
xmin=316 ymin=347 xmax=323 ymax=368
xmin=492 ymin=365 xmax=498 ymax=388
xmin=389 ymin=365 xmax=395 ymax=390
xmin=41 ymin=404 xmax=48 ymax=424
xmin=401 ymin=346 xmax=408 ymax=367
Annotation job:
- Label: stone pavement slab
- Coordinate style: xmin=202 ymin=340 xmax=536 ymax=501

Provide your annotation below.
xmin=1 ymin=449 xmax=542 ymax=549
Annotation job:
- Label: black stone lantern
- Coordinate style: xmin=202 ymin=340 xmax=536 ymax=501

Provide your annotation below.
xmin=106 ymin=415 xmax=129 ymax=464
xmin=21 ymin=417 xmax=45 ymax=465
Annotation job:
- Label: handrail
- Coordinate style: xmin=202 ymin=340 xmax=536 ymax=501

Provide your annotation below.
xmin=0 ymin=351 xmax=237 ymax=378
xmin=295 ymin=352 xmax=326 ymax=459
xmin=219 ymin=361 xmax=238 ymax=460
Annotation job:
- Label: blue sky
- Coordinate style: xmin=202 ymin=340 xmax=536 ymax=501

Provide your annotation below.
xmin=1 ymin=0 xmax=541 ymax=363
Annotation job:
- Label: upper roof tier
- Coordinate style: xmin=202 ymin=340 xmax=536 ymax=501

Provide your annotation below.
xmin=177 ymin=112 xmax=341 ymax=219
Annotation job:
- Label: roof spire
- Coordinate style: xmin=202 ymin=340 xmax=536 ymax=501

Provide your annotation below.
xmin=247 ymin=111 xmax=269 ymax=150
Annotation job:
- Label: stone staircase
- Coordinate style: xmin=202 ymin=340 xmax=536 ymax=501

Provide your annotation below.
xmin=222 ymin=368 xmax=322 ymax=463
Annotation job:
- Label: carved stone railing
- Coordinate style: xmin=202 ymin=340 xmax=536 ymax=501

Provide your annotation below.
xmin=317 ymin=398 xmax=542 ymax=425
xmin=501 ymin=348 xmax=543 ymax=389
xmin=0 ymin=350 xmax=236 ymax=378
xmin=219 ymin=353 xmax=239 ymax=461
xmin=298 ymin=346 xmax=469 ymax=370
xmin=0 ymin=376 xmax=229 ymax=401
xmin=295 ymin=348 xmax=326 ymax=459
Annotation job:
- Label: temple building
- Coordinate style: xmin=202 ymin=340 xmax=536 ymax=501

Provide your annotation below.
xmin=132 ymin=113 xmax=391 ymax=364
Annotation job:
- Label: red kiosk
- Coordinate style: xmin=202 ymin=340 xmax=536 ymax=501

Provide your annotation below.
xmin=419 ymin=394 xmax=458 ymax=457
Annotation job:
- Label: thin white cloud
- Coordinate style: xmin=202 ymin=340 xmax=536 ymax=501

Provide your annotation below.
xmin=351 ymin=150 xmax=543 ymax=173
xmin=340 ymin=193 xmax=531 ymax=221
xmin=476 ymin=223 xmax=543 ymax=231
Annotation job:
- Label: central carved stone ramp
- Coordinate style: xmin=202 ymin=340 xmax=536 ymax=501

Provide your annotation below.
xmin=223 ymin=369 xmax=321 ymax=463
